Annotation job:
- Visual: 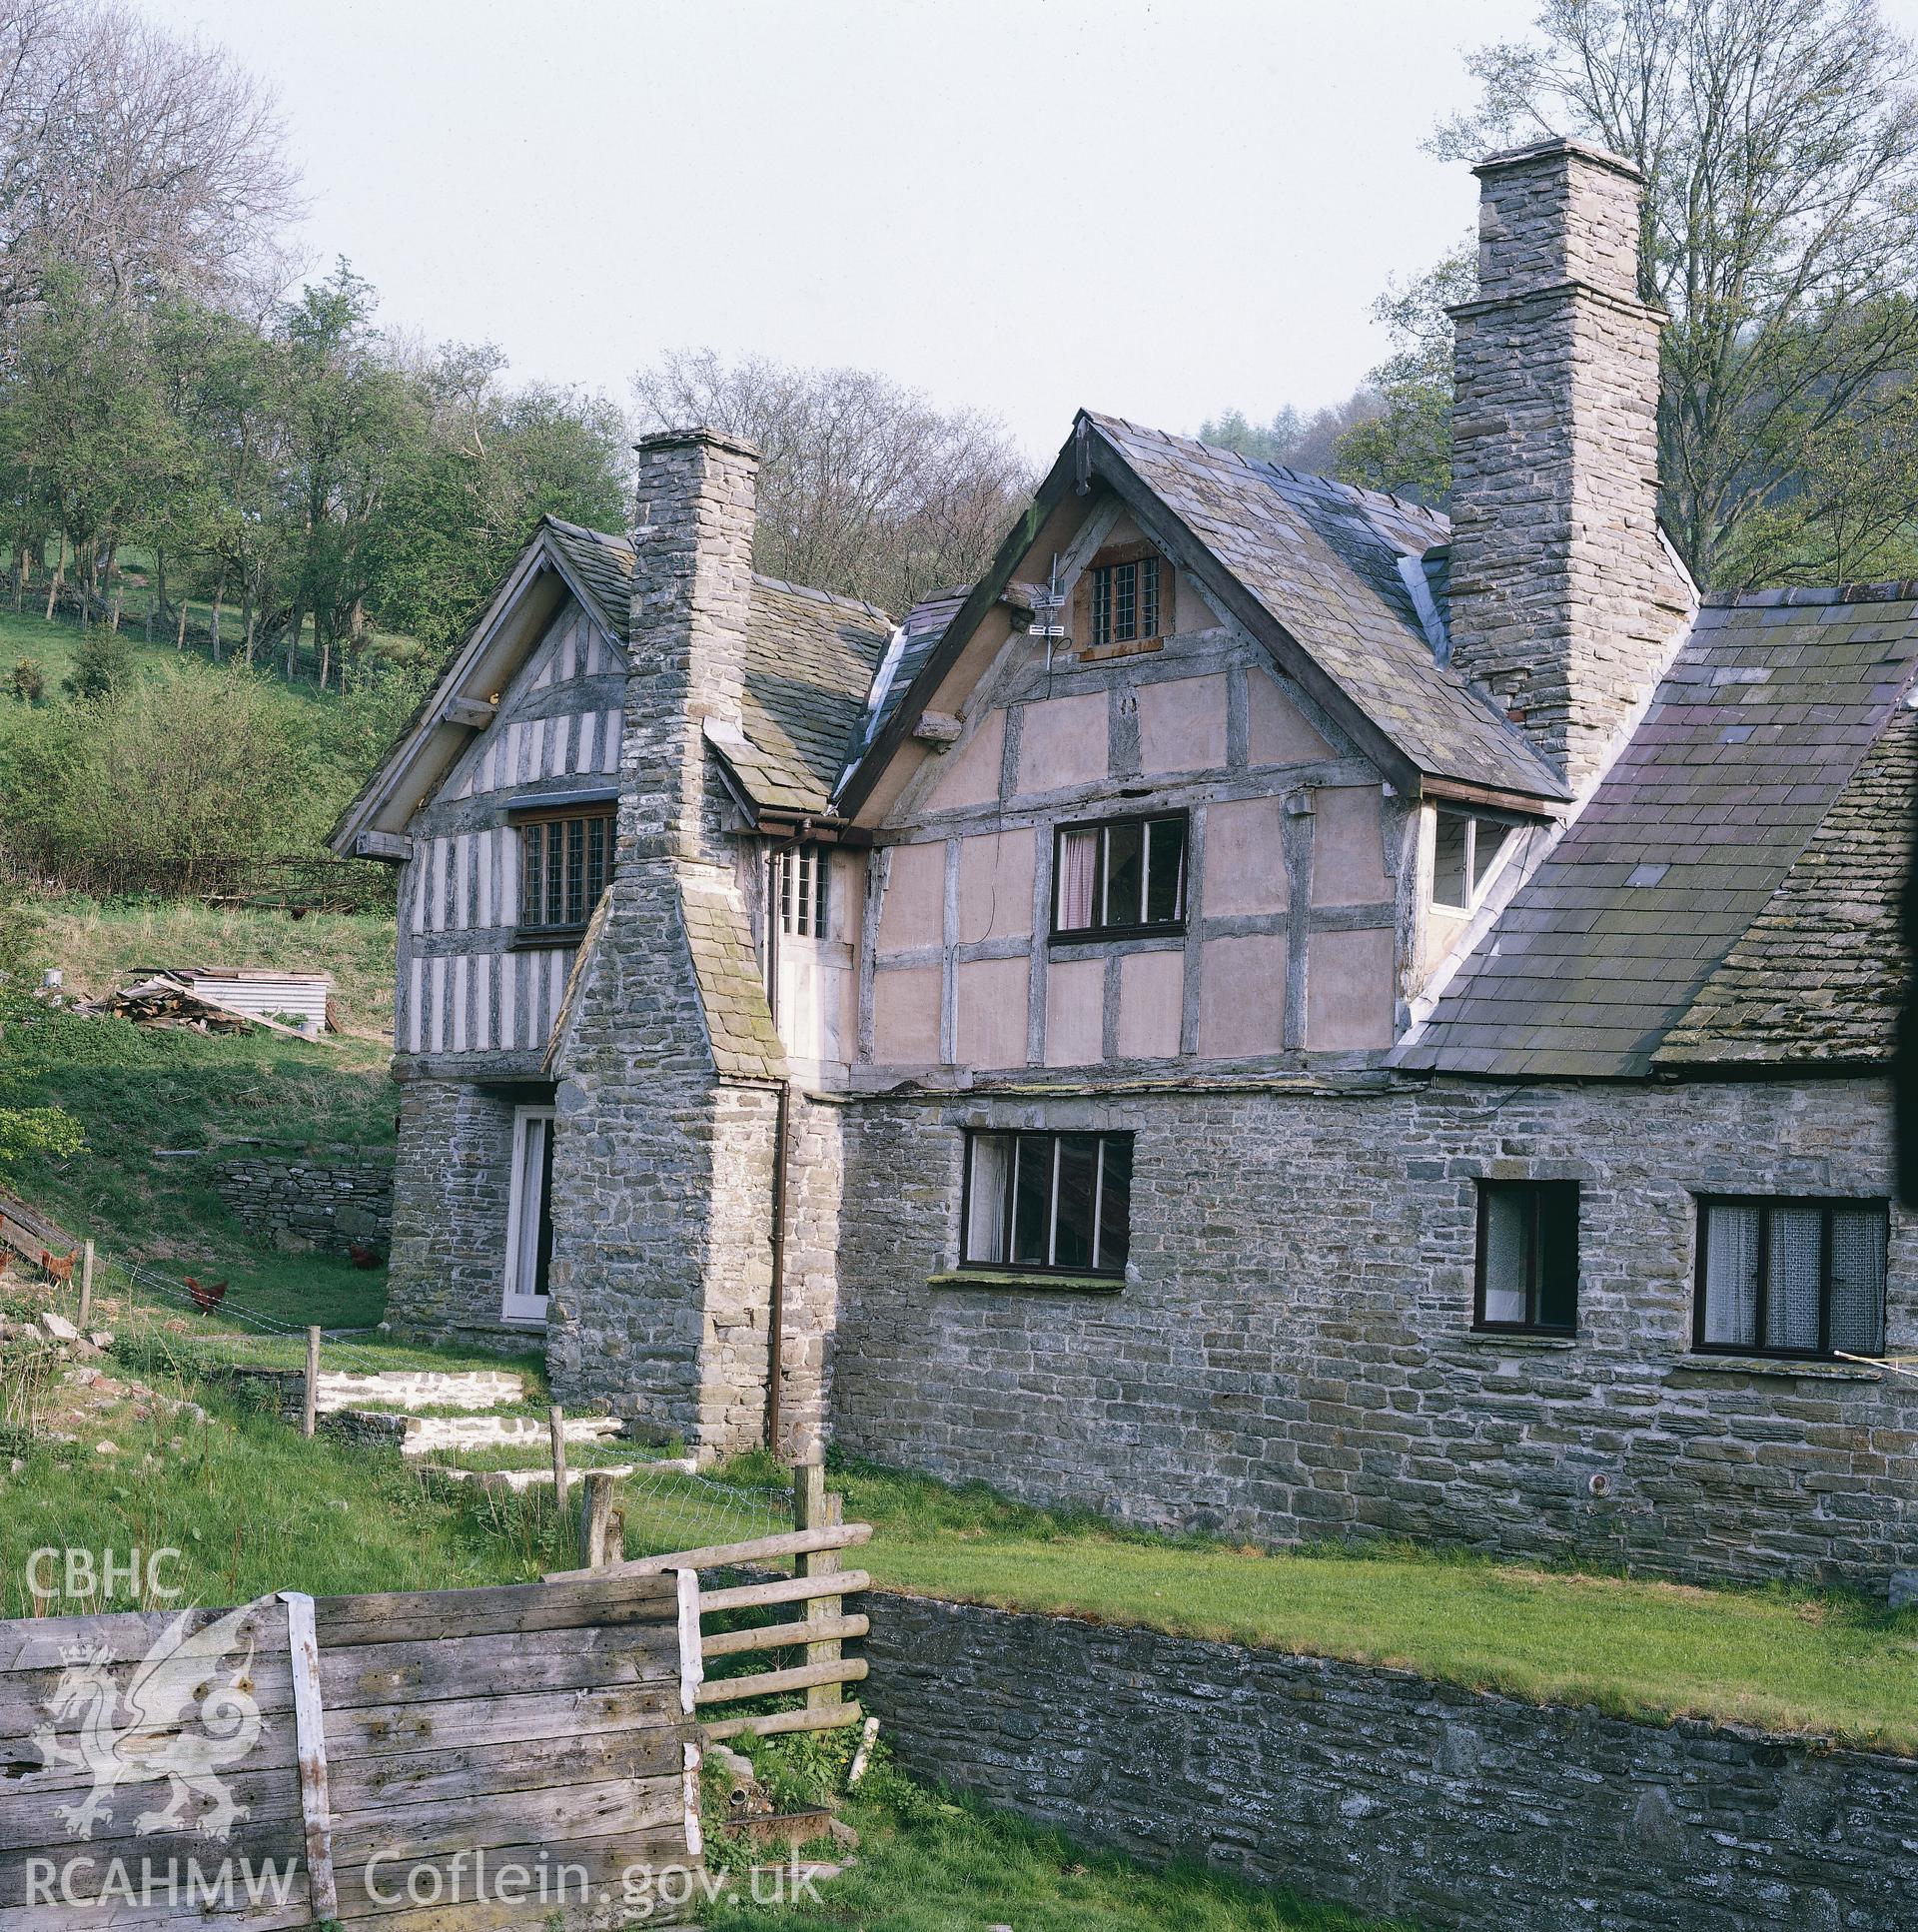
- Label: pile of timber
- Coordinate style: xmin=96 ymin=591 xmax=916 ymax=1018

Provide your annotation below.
xmin=101 ymin=973 xmax=313 ymax=1039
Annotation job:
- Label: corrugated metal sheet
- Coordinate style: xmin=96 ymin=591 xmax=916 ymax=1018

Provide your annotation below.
xmin=184 ymin=971 xmax=332 ymax=1034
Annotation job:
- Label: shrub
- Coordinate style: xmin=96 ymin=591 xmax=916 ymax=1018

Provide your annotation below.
xmin=10 ymin=658 xmax=44 ymax=703
xmin=62 ymin=625 xmax=135 ymax=701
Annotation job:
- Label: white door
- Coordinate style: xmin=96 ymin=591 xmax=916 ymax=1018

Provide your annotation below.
xmin=501 ymin=1107 xmax=555 ymax=1325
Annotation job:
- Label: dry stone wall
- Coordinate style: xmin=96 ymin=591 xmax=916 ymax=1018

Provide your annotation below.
xmin=861 ymin=1592 xmax=1917 ymax=1932
xmin=212 ymin=1142 xmax=393 ymax=1257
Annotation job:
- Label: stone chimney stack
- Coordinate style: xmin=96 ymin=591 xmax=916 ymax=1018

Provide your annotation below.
xmin=621 ymin=427 xmax=760 ymax=864
xmin=1446 ymin=137 xmax=1691 ymax=792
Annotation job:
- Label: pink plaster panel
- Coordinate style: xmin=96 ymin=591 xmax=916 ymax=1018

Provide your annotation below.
xmin=956 ymin=829 xmax=1035 ymax=943
xmin=1044 ymin=957 xmax=1105 ymax=1067
xmin=1195 ymin=935 xmax=1286 ymax=1058
xmin=877 ymin=839 xmax=945 ymax=950
xmin=1116 ymin=949 xmax=1184 ymax=1059
xmin=1311 ymin=786 xmax=1393 ymax=906
xmin=1137 ymin=674 xmax=1228 ymax=774
xmin=1307 ymin=927 xmax=1396 ymax=1049
xmin=1247 ymin=666 xmax=1334 ymax=765
xmin=955 ymin=956 xmax=1030 ymax=1070
xmin=1202 ymin=797 xmax=1288 ymax=916
xmin=872 ymin=964 xmax=942 ymax=1064
xmin=926 ymin=707 xmax=1006 ymax=811
xmin=1017 ymin=692 xmax=1109 ymax=795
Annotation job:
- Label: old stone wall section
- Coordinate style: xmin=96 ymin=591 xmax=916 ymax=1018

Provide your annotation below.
xmin=212 ymin=1142 xmax=394 ymax=1257
xmin=861 ymin=1591 xmax=1916 ymax=1932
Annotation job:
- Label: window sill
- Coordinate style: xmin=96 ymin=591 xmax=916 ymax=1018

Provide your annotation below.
xmin=1049 ymin=926 xmax=1186 ymax=948
xmin=1672 ymin=1355 xmax=1883 ymax=1383
xmin=1460 ymin=1329 xmax=1577 ymax=1350
xmin=510 ymin=928 xmax=589 ymax=951
xmin=930 ymin=1270 xmax=1125 ymax=1296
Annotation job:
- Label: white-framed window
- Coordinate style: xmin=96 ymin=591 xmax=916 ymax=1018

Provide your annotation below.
xmin=778 ymin=843 xmax=829 ymax=938
xmin=1432 ymin=808 xmax=1517 ymax=913
xmin=501 ymin=1106 xmax=555 ymax=1324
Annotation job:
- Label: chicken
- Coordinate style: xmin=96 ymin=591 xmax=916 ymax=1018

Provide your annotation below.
xmin=185 ymin=1276 xmax=228 ymax=1313
xmin=348 ymin=1242 xmax=383 ymax=1271
xmin=39 ymin=1247 xmax=77 ymax=1286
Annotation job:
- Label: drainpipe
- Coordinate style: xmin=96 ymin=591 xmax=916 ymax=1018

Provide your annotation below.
xmin=762 ymin=818 xmax=810 ymax=1454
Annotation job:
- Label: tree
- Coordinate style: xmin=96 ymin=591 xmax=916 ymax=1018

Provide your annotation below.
xmin=1198 ymin=390 xmax=1383 ymax=474
xmin=1333 ymin=247 xmax=1475 ymax=505
xmin=0 ymin=0 xmax=300 ymax=316
xmin=1430 ymin=0 xmax=1918 ymax=587
xmin=632 ymin=350 xmax=1032 ymax=613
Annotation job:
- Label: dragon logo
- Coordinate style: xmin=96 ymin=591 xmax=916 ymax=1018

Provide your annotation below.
xmin=30 ymin=1600 xmax=269 ymax=1842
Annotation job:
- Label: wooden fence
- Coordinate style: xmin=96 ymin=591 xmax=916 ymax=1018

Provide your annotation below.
xmin=0 ymin=1573 xmax=703 ymax=1930
xmin=548 ymin=1456 xmax=873 ymax=1746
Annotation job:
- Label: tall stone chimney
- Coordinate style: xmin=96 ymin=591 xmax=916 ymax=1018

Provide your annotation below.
xmin=620 ymin=427 xmax=760 ymax=864
xmin=1446 ymin=137 xmax=1691 ymax=792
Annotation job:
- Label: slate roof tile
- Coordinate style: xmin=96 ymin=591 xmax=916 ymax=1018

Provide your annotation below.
xmin=1397 ymin=594 xmax=1918 ymax=1078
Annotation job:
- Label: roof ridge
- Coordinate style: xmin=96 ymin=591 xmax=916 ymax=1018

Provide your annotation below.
xmin=1704 ymin=579 xmax=1918 ymax=608
xmin=750 ymin=572 xmax=892 ymax=623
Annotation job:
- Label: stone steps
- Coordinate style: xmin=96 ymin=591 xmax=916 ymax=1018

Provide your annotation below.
xmin=312 ymin=1368 xmax=527 ymax=1415
xmin=394 ymin=1412 xmax=625 ymax=1457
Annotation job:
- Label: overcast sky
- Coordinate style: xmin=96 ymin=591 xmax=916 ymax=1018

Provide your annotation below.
xmin=141 ymin=0 xmax=1918 ymax=465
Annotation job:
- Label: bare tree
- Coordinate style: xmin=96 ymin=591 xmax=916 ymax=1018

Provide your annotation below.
xmin=0 ymin=0 xmax=301 ymax=315
xmin=631 ymin=349 xmax=1033 ymax=613
xmin=1434 ymin=0 xmax=1918 ymax=587
xmin=1199 ymin=389 xmax=1384 ymax=475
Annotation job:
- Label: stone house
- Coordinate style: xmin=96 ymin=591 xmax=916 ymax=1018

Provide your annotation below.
xmin=335 ymin=137 xmax=1918 ymax=1594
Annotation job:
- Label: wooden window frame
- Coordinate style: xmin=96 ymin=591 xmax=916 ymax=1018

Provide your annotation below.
xmin=1691 ymin=1194 xmax=1889 ymax=1362
xmin=513 ymin=804 xmax=615 ymax=946
xmin=1473 ymin=1180 xmax=1580 ymax=1337
xmin=778 ymin=842 xmax=830 ymax=940
xmin=959 ymin=1129 xmax=1134 ymax=1278
xmin=1075 ymin=544 xmax=1172 ymax=656
xmin=1050 ymin=809 xmax=1189 ymax=943
xmin=1432 ymin=808 xmax=1518 ymax=915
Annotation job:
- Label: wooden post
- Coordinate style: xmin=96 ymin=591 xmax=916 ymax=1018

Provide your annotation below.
xmin=76 ymin=1240 xmax=93 ymax=1331
xmin=548 ymin=1405 xmax=569 ymax=1513
xmin=579 ymin=1468 xmax=616 ymax=1570
xmin=793 ymin=1455 xmax=842 ymax=1712
xmin=303 ymin=1327 xmax=320 ymax=1439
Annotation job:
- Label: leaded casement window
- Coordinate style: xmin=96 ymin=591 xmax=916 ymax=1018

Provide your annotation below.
xmin=962 ymin=1130 xmax=1134 ymax=1277
xmin=1089 ymin=555 xmax=1163 ymax=648
xmin=1474 ymin=1181 xmax=1579 ymax=1335
xmin=778 ymin=843 xmax=829 ymax=938
xmin=1694 ymin=1197 xmax=1888 ymax=1360
xmin=518 ymin=808 xmax=613 ymax=936
xmin=1432 ymin=808 xmax=1517 ymax=913
xmin=1053 ymin=813 xmax=1188 ymax=938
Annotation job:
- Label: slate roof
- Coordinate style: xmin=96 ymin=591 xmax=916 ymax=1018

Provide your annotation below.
xmin=1654 ymin=710 xmax=1916 ymax=1067
xmin=1084 ymin=415 xmax=1567 ymax=802
xmin=543 ymin=518 xmax=891 ymax=816
xmin=680 ymin=877 xmax=787 ymax=1080
xmin=1399 ymin=589 xmax=1918 ymax=1078
xmin=842 ymin=586 xmax=967 ymax=777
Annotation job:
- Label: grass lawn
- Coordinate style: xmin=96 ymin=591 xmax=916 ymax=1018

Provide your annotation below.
xmin=834 ymin=1460 xmax=1918 ymax=1755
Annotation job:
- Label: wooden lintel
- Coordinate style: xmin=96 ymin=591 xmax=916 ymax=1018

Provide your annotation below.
xmin=445 ymin=695 xmax=497 ymax=729
xmin=355 ymin=829 xmax=413 ymax=862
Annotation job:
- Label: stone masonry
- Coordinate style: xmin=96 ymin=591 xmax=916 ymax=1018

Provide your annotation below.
xmin=1446 ymin=138 xmax=1692 ymax=789
xmin=832 ymin=1073 xmax=1918 ymax=1593
xmin=545 ymin=430 xmax=789 ymax=1456
xmin=862 ymin=1592 xmax=1918 ymax=1932
xmin=212 ymin=1142 xmax=393 ymax=1257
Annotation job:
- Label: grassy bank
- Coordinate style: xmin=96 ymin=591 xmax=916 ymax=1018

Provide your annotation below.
xmin=834 ymin=1460 xmax=1918 ymax=1755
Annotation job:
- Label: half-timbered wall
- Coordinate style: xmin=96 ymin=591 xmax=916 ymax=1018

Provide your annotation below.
xmin=859 ymin=593 xmax=1415 ymax=1080
xmin=395 ymin=599 xmax=624 ymax=1069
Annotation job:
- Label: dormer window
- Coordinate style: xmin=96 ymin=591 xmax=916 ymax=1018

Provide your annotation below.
xmin=778 ymin=842 xmax=828 ymax=938
xmin=1432 ymin=809 xmax=1516 ymax=913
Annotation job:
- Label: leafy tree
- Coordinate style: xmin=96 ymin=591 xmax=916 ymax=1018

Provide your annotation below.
xmin=632 ymin=349 xmax=1031 ymax=613
xmin=1198 ymin=391 xmax=1383 ymax=474
xmin=1428 ymin=0 xmax=1918 ymax=587
xmin=62 ymin=624 xmax=133 ymax=701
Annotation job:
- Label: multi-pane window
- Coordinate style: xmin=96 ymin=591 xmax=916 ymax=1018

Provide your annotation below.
xmin=1695 ymin=1198 xmax=1888 ymax=1360
xmin=1054 ymin=813 xmax=1188 ymax=936
xmin=1433 ymin=809 xmax=1516 ymax=912
xmin=962 ymin=1131 xmax=1133 ymax=1276
xmin=1089 ymin=556 xmax=1162 ymax=648
xmin=778 ymin=843 xmax=829 ymax=938
xmin=519 ymin=810 xmax=613 ymax=934
xmin=1475 ymin=1181 xmax=1579 ymax=1335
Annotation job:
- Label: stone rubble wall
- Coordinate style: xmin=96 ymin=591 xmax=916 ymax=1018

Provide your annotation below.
xmin=861 ymin=1591 xmax=1916 ymax=1932
xmin=832 ymin=1073 xmax=1917 ymax=1594
xmin=211 ymin=1143 xmax=394 ymax=1258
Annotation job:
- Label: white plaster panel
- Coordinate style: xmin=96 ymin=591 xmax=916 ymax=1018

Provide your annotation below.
xmin=872 ymin=965 xmax=942 ymax=1064
xmin=1044 ymin=958 xmax=1105 ymax=1068
xmin=1196 ymin=935 xmax=1286 ymax=1058
xmin=878 ymin=841 xmax=946 ymax=951
xmin=926 ymin=708 xmax=1006 ymax=812
xmin=1307 ymin=926 xmax=1396 ymax=1049
xmin=1312 ymin=787 xmax=1393 ymax=906
xmin=1247 ymin=666 xmax=1335 ymax=765
xmin=1017 ymin=693 xmax=1108 ymax=795
xmin=1203 ymin=798 xmax=1288 ymax=916
xmin=1137 ymin=673 xmax=1228 ymax=774
xmin=1116 ymin=950 xmax=1184 ymax=1059
xmin=955 ymin=957 xmax=1031 ymax=1070
xmin=956 ymin=830 xmax=1035 ymax=943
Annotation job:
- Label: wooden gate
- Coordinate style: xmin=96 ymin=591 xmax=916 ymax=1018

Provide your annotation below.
xmin=0 ymin=1573 xmax=702 ymax=1930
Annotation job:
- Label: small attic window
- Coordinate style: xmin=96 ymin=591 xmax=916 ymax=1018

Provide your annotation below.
xmin=1433 ymin=809 xmax=1516 ymax=914
xmin=1080 ymin=549 xmax=1169 ymax=653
